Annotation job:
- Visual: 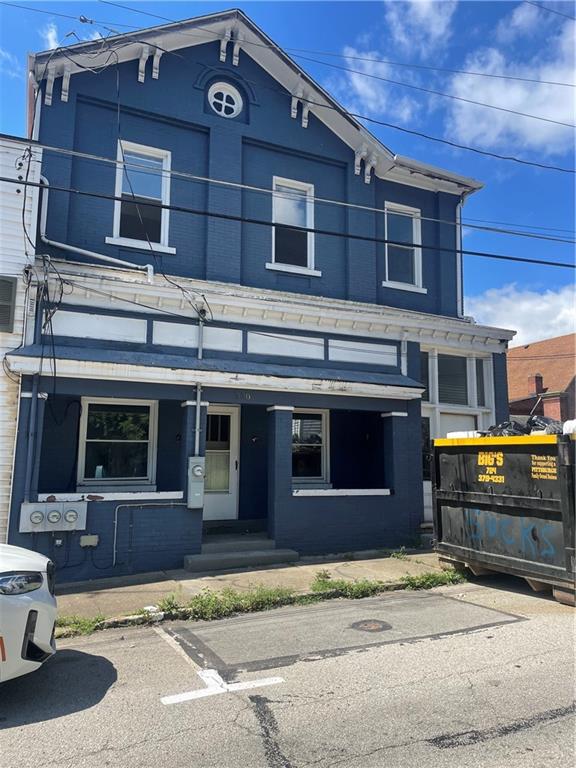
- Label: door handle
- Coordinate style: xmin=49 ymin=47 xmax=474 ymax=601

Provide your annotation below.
xmin=235 ymin=459 xmax=238 ymax=471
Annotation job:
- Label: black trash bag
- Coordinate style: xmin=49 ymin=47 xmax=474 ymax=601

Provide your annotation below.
xmin=485 ymin=420 xmax=531 ymax=436
xmin=527 ymin=415 xmax=563 ymax=434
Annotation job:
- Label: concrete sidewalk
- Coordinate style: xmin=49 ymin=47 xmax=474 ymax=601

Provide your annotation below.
xmin=56 ymin=551 xmax=443 ymax=619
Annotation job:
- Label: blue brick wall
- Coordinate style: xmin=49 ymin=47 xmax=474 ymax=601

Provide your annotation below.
xmin=38 ymin=39 xmax=462 ymax=316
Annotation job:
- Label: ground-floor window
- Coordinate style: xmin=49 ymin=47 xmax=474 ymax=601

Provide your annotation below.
xmin=77 ymin=398 xmax=158 ymax=488
xmin=292 ymin=409 xmax=329 ymax=485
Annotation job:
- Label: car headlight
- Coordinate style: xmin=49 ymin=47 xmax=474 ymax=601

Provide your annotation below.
xmin=0 ymin=571 xmax=43 ymax=595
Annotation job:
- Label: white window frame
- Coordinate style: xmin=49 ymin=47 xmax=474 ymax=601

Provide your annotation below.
xmin=106 ymin=140 xmax=175 ymax=254
xmin=207 ymin=81 xmax=243 ymax=119
xmin=291 ymin=408 xmax=330 ymax=486
xmin=267 ymin=176 xmax=320 ymax=277
xmin=77 ymin=397 xmax=158 ymax=490
xmin=421 ymin=348 xmax=495 ymax=431
xmin=382 ymin=202 xmax=426 ymax=293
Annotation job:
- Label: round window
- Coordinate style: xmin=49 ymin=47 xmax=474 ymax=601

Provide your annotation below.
xmin=208 ymin=82 xmax=243 ymax=119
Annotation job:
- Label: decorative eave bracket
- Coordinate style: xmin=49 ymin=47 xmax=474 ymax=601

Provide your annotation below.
xmin=220 ymin=26 xmax=242 ymax=66
xmin=354 ymin=145 xmax=377 ymax=184
xmin=138 ymin=45 xmax=150 ymax=83
xmin=290 ymin=80 xmax=310 ymax=128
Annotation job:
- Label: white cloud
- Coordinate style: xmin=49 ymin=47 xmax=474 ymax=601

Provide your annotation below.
xmin=465 ymin=284 xmax=576 ymax=346
xmin=495 ymin=2 xmax=546 ymax=44
xmin=327 ymin=46 xmax=419 ymax=121
xmin=40 ymin=22 xmax=59 ymax=50
xmin=384 ymin=0 xmax=458 ymax=59
xmin=445 ymin=18 xmax=575 ymax=156
xmin=0 ymin=48 xmax=23 ymax=79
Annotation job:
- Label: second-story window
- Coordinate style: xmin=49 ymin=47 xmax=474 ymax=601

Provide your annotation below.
xmin=383 ymin=202 xmax=424 ymax=292
xmin=107 ymin=141 xmax=174 ymax=253
xmin=271 ymin=177 xmax=315 ymax=272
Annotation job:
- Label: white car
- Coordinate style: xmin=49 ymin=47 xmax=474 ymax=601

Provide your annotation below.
xmin=0 ymin=544 xmax=57 ymax=682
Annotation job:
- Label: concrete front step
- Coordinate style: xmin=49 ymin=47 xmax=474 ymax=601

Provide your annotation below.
xmin=183 ymin=548 xmax=299 ymax=573
xmin=202 ymin=535 xmax=275 ymax=554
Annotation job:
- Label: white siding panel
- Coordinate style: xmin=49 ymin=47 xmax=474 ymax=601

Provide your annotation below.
xmin=0 ymin=138 xmax=42 ymax=542
xmin=152 ymin=322 xmax=242 ymax=352
xmin=247 ymin=331 xmax=324 ymax=360
xmin=50 ymin=311 xmax=148 ymax=343
xmin=328 ymin=339 xmax=398 ymax=366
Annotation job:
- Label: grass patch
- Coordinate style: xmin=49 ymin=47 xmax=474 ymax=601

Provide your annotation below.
xmin=401 ymin=569 xmax=465 ymax=590
xmin=389 ymin=546 xmax=409 ymax=560
xmin=55 ymin=614 xmax=106 ymax=636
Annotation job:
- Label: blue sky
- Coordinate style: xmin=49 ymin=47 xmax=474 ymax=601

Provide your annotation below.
xmin=0 ymin=1 xmax=574 ymax=344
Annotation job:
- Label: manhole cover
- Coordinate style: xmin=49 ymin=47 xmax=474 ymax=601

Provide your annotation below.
xmin=350 ymin=619 xmax=392 ymax=633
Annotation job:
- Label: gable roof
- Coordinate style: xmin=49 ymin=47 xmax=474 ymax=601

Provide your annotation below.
xmin=507 ymin=333 xmax=576 ymax=401
xmin=29 ymin=8 xmax=482 ymax=196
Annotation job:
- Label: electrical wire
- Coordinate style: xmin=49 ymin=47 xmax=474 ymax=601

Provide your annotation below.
xmin=8 ymin=172 xmax=576 ymax=271
xmin=99 ymin=0 xmax=576 ymax=88
xmin=6 ymin=173 xmax=575 ymax=269
xmin=523 ymin=1 xmax=576 ymax=21
xmin=9 ymin=1 xmax=575 ymax=173
xmin=9 ymin=142 xmax=575 ymax=244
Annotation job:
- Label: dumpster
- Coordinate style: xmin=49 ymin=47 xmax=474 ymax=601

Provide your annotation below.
xmin=432 ymin=435 xmax=575 ymax=605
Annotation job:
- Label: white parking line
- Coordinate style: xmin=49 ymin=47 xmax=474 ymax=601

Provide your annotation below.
xmin=154 ymin=625 xmax=284 ymax=706
xmin=161 ymin=669 xmax=284 ymax=705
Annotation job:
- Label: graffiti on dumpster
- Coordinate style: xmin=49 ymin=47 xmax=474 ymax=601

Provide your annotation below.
xmin=454 ymin=507 xmax=559 ymax=562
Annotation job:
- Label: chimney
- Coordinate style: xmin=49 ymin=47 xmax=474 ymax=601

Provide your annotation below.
xmin=528 ymin=373 xmax=544 ymax=395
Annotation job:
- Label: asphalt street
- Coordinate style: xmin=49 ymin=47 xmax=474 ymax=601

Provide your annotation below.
xmin=1 ymin=578 xmax=574 ymax=768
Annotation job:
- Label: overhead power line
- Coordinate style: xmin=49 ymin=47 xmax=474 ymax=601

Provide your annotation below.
xmin=99 ymin=0 xmax=575 ymax=88
xmin=9 ymin=142 xmax=575 ymax=245
xmin=4 ymin=174 xmax=575 ymax=270
xmin=523 ymin=1 xmax=576 ymax=21
xmin=4 ymin=2 xmax=574 ymax=174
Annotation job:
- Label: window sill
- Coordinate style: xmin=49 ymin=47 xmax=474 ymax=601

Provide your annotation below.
xmin=40 ymin=490 xmax=181 ymax=502
xmin=106 ymin=236 xmax=176 ymax=255
xmin=292 ymin=488 xmax=391 ymax=497
xmin=266 ymin=262 xmax=322 ymax=277
xmin=381 ymin=281 xmax=427 ymax=294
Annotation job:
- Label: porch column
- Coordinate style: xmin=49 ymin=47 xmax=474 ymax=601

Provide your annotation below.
xmin=180 ymin=398 xmax=208 ymax=505
xmin=381 ymin=406 xmax=424 ymax=530
xmin=266 ymin=406 xmax=294 ymax=540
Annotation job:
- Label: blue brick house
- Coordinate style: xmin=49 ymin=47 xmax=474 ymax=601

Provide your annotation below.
xmin=6 ymin=9 xmax=513 ymax=580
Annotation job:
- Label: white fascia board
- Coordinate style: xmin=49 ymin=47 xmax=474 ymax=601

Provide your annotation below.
xmin=7 ymin=354 xmax=423 ymax=400
xmin=52 ymin=260 xmax=515 ymax=351
xmin=31 ymin=13 xmax=479 ymax=194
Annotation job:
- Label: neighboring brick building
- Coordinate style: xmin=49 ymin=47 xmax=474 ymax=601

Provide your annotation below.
xmin=507 ymin=333 xmax=575 ymax=422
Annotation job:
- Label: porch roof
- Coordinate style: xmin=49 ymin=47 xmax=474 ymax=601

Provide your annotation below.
xmin=8 ymin=344 xmax=423 ymax=398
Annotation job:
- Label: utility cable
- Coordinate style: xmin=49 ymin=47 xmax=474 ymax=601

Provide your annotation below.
xmin=6 ymin=1 xmax=575 ymax=173
xmin=5 ymin=174 xmax=575 ymax=269
xmin=10 ymin=142 xmax=574 ymax=244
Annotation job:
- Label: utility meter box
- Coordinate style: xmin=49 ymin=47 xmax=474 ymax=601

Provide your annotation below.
xmin=19 ymin=501 xmax=88 ymax=533
xmin=187 ymin=456 xmax=206 ymax=509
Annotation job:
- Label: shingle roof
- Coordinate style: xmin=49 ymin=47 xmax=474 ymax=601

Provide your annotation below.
xmin=507 ymin=333 xmax=575 ymax=401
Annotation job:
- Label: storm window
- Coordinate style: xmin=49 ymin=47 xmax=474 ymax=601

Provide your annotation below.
xmin=272 ymin=178 xmax=315 ymax=271
xmin=292 ymin=409 xmax=329 ymax=484
xmin=383 ymin=203 xmax=423 ymax=290
xmin=107 ymin=141 xmax=173 ymax=253
xmin=78 ymin=398 xmax=157 ymax=488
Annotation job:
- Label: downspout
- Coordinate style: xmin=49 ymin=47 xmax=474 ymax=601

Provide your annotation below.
xmin=194 ymin=309 xmax=206 ymax=454
xmin=456 ymin=197 xmax=464 ymax=318
xmin=39 ymin=177 xmax=154 ymax=282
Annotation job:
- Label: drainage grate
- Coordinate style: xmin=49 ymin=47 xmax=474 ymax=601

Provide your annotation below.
xmin=350 ymin=619 xmax=392 ymax=633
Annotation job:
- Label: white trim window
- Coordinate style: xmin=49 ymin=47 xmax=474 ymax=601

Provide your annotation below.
xmin=268 ymin=177 xmax=320 ymax=277
xmin=292 ymin=409 xmax=330 ymax=485
xmin=77 ymin=398 xmax=158 ymax=489
xmin=208 ymin=82 xmax=243 ymax=118
xmin=106 ymin=140 xmax=174 ymax=254
xmin=383 ymin=202 xmax=425 ymax=293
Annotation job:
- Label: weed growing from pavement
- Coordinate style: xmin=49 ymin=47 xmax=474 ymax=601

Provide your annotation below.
xmin=389 ymin=547 xmax=409 ymax=560
xmin=56 ymin=569 xmax=465 ymax=636
xmin=401 ymin=570 xmax=466 ymax=590
xmin=56 ymin=614 xmax=106 ymax=636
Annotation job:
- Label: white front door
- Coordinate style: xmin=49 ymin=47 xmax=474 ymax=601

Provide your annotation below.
xmin=203 ymin=406 xmax=240 ymax=521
